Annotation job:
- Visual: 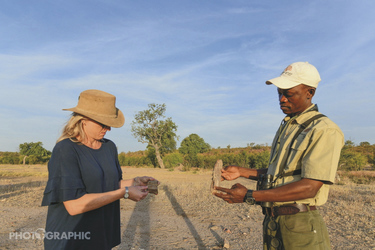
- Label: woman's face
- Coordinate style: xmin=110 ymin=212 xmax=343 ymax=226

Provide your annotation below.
xmin=83 ymin=119 xmax=111 ymax=141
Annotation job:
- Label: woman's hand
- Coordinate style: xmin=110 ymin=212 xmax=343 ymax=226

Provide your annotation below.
xmin=128 ymin=186 xmax=149 ymax=202
xmin=133 ymin=176 xmax=160 ymax=186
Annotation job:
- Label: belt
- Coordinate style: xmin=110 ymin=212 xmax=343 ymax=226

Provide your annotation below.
xmin=265 ymin=204 xmax=317 ymax=217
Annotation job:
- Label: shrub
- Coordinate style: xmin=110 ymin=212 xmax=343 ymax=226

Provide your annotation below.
xmin=163 ymin=152 xmax=184 ymax=169
xmin=339 ymin=151 xmax=367 ymax=171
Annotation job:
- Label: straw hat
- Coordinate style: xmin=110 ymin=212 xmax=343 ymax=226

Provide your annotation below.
xmin=63 ymin=89 xmax=125 ymax=128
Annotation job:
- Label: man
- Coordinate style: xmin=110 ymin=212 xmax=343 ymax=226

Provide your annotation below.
xmin=214 ymin=62 xmax=344 ymax=249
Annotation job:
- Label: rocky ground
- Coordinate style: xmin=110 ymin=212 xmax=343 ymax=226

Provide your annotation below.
xmin=0 ymin=167 xmax=374 ymax=249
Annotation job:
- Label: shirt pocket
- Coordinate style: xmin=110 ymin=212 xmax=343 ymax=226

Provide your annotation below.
xmin=291 ymin=132 xmax=309 ymax=150
xmin=285 ymin=132 xmax=310 ymax=169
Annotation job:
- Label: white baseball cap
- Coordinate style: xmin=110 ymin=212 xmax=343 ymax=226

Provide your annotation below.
xmin=266 ymin=62 xmax=321 ymax=89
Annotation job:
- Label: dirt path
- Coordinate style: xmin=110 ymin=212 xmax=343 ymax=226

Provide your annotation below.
xmin=116 ymin=168 xmax=265 ymax=249
xmin=0 ymin=167 xmax=374 ymax=249
xmin=116 ymin=185 xmax=263 ymax=250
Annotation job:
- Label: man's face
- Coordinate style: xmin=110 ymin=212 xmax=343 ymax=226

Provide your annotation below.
xmin=277 ymin=84 xmax=314 ymax=117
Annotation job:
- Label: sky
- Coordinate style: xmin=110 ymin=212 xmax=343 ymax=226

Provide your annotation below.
xmin=1 ymin=1 xmax=374 ymax=153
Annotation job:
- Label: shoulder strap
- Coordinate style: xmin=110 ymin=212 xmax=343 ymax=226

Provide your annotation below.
xmin=274 ymin=114 xmax=326 ymax=180
xmin=289 ymin=114 xmax=326 ymax=147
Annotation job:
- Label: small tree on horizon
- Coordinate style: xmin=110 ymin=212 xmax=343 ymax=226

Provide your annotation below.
xmin=19 ymin=141 xmax=51 ymax=165
xmin=179 ymin=133 xmax=211 ymax=168
xmin=131 ymin=103 xmax=178 ymax=169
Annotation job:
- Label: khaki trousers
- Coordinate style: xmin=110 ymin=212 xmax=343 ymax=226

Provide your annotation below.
xmin=263 ymin=210 xmax=331 ymax=250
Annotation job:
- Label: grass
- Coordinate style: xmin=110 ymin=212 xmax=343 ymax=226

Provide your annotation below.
xmin=1 ymin=164 xmax=374 ymax=203
xmin=0 ymin=164 xmax=48 ymax=186
xmin=337 ymin=170 xmax=375 ymax=184
xmin=0 ymin=180 xmax=47 ymax=194
xmin=0 ymin=164 xmax=47 ymax=174
xmin=0 ymin=171 xmax=48 ymax=178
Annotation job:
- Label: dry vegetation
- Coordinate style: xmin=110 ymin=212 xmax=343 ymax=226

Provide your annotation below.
xmin=0 ymin=165 xmax=374 ymax=249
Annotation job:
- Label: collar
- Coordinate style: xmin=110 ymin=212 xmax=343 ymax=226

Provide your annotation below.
xmin=283 ymin=104 xmax=319 ymax=124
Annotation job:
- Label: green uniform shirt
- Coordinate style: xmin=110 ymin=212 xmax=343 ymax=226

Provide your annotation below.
xmin=267 ymin=104 xmax=344 ymax=206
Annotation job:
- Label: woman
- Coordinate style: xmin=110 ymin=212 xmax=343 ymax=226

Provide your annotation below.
xmin=42 ymin=89 xmax=158 ymax=249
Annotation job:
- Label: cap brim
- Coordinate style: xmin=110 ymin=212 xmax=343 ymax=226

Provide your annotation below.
xmin=266 ymin=75 xmax=301 ymax=89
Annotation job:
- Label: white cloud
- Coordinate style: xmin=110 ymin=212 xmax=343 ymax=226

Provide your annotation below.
xmin=1 ymin=1 xmax=375 ymax=154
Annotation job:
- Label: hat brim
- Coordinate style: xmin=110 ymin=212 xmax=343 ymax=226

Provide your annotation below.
xmin=266 ymin=75 xmax=301 ymax=89
xmin=63 ymin=107 xmax=125 ymax=128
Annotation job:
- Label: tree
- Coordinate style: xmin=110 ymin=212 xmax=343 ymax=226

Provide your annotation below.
xmin=179 ymin=134 xmax=211 ymax=155
xmin=19 ymin=142 xmax=51 ymax=165
xmin=345 ymin=140 xmax=355 ymax=147
xmin=359 ymin=141 xmax=370 ymax=147
xmin=179 ymin=134 xmax=211 ymax=168
xmin=131 ymin=103 xmax=178 ymax=169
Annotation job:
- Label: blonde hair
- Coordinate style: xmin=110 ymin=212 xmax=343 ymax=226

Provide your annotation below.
xmin=57 ymin=113 xmax=87 ymax=144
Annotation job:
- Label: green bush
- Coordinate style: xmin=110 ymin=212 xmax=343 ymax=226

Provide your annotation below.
xmin=118 ymin=152 xmax=153 ymax=167
xmin=248 ymin=150 xmax=270 ymax=169
xmin=197 ymin=154 xmax=219 ymax=169
xmin=339 ymin=150 xmax=368 ymax=171
xmin=163 ymin=152 xmax=184 ymax=169
xmin=0 ymin=152 xmax=20 ymax=164
xmin=192 ymin=150 xmax=271 ymax=170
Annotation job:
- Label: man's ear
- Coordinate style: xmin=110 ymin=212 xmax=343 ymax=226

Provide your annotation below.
xmin=307 ymin=87 xmax=316 ymax=99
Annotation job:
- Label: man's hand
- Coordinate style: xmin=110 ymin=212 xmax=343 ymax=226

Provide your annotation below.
xmin=221 ymin=166 xmax=241 ymax=181
xmin=214 ymin=183 xmax=247 ymax=203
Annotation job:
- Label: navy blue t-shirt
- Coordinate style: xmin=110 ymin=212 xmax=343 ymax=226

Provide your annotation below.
xmin=42 ymin=138 xmax=122 ymax=250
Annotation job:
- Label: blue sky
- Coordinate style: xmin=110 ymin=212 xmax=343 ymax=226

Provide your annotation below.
xmin=1 ymin=1 xmax=374 ymax=153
